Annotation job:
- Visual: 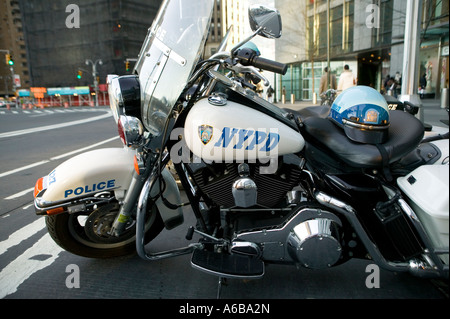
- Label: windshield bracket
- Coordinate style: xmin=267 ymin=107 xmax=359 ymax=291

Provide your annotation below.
xmin=154 ymin=37 xmax=187 ymax=67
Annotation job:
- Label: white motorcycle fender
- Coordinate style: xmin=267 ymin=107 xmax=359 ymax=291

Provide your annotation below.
xmin=39 ymin=147 xmax=135 ymax=203
xmin=35 ymin=147 xmax=183 ymax=229
xmin=430 ymin=139 xmax=449 ymax=164
xmin=397 ymin=164 xmax=449 ymax=264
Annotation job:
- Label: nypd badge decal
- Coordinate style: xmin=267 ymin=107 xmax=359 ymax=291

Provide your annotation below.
xmin=198 ymin=125 xmax=213 ymax=145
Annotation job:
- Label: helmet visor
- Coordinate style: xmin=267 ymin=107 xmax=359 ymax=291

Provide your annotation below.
xmin=343 ymin=119 xmax=390 ymax=144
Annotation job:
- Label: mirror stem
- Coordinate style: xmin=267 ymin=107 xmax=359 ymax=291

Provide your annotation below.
xmin=230 ymin=27 xmax=263 ymax=57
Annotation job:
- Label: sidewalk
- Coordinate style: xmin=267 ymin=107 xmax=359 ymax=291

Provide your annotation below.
xmin=273 ymin=97 xmax=448 ymax=129
xmin=274 ymin=97 xmax=444 ymax=110
xmin=272 ymin=100 xmax=318 ymax=111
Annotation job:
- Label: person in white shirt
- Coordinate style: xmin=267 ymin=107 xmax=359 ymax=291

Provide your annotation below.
xmin=338 ymin=65 xmax=356 ymax=91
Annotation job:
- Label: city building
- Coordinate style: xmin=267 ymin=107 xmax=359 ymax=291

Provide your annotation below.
xmin=275 ymin=0 xmax=449 ymax=102
xmin=18 ymin=0 xmax=162 ymax=89
xmin=205 ymin=0 xmax=274 ymax=58
xmin=0 ymin=0 xmax=30 ymax=97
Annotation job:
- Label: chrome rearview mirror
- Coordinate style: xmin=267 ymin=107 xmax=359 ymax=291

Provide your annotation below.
xmin=248 ymin=4 xmax=282 ymax=39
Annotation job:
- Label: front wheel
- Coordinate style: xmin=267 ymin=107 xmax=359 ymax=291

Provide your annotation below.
xmin=46 ymin=202 xmax=164 ymax=258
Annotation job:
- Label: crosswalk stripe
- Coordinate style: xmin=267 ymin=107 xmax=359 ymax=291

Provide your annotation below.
xmin=0 ymin=107 xmax=109 ymax=115
xmin=0 ymin=233 xmax=63 ymax=298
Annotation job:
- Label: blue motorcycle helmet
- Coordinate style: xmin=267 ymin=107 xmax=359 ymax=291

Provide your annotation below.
xmin=329 ymin=86 xmax=390 ymax=144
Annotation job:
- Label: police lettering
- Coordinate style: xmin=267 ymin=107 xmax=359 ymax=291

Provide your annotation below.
xmin=64 ymin=179 xmax=116 ymax=198
xmin=214 ymin=127 xmax=280 ymax=152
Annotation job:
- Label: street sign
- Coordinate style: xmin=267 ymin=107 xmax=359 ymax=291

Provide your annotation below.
xmin=13 ymin=74 xmax=21 ymax=88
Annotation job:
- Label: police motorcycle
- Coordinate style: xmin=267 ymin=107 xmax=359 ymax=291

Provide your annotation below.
xmin=34 ymin=0 xmax=448 ymax=284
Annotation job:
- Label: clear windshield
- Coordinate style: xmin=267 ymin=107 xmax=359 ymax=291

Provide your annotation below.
xmin=134 ymin=0 xmax=214 ymax=136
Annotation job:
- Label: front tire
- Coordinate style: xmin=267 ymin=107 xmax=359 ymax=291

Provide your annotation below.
xmin=46 ymin=202 xmax=164 ymax=258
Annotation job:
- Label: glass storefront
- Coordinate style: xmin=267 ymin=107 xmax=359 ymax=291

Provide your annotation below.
xmin=276 ymin=0 xmax=449 ymax=102
xmin=278 ymin=61 xmax=358 ymax=102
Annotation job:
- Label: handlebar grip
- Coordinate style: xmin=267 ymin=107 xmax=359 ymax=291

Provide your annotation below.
xmin=251 ymin=56 xmax=288 ymax=75
xmin=235 ymin=48 xmax=288 ymax=75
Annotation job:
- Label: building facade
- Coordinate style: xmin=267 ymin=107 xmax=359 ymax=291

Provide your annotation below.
xmin=275 ymin=0 xmax=449 ymax=102
xmin=18 ymin=0 xmax=162 ymax=88
xmin=0 ymin=0 xmax=30 ymax=96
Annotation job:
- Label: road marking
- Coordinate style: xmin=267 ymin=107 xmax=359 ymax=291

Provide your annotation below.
xmin=0 ymin=112 xmax=112 ymax=139
xmin=0 ymin=160 xmax=50 ymax=178
xmin=2 ymin=136 xmax=119 ymax=200
xmin=5 ymin=187 xmax=35 ymax=200
xmin=0 ymin=218 xmax=45 ymax=256
xmin=0 ymin=233 xmax=63 ymax=298
xmin=50 ymin=136 xmax=119 ymax=160
xmin=0 ymin=137 xmax=119 ymax=180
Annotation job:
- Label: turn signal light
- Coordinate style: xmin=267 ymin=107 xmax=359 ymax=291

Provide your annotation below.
xmin=34 ymin=177 xmax=44 ymax=198
xmin=134 ymin=155 xmax=140 ymax=175
xmin=46 ymin=207 xmax=65 ymax=216
xmin=134 ymin=154 xmax=145 ymax=175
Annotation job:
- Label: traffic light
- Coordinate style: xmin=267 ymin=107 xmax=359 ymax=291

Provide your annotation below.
xmin=77 ymin=70 xmax=82 ymax=79
xmin=125 ymin=61 xmax=130 ymax=71
xmin=5 ymin=54 xmax=14 ymax=66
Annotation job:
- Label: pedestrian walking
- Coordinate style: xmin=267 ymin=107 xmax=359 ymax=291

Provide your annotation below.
xmin=383 ymin=75 xmax=391 ymax=94
xmin=267 ymin=86 xmax=274 ymax=103
xmin=420 ymin=73 xmax=427 ymax=98
xmin=319 ymin=67 xmax=337 ymax=95
xmin=337 ymin=64 xmax=356 ymax=91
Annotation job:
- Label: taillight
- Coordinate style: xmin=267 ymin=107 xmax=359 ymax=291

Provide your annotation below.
xmin=118 ymin=117 xmax=126 ymax=145
xmin=117 ymin=115 xmax=144 ymax=148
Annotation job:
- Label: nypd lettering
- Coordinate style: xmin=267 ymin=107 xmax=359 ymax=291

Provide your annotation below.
xmin=64 ymin=179 xmax=116 ymax=198
xmin=48 ymin=170 xmax=56 ymax=186
xmin=211 ymin=127 xmax=280 ymax=152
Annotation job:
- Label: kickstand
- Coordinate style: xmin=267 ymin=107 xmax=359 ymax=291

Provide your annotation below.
xmin=217 ymin=277 xmax=228 ymax=299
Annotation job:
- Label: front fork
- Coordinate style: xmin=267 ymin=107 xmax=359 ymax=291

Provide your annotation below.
xmin=109 ymin=170 xmax=145 ymax=236
xmin=109 ymin=149 xmax=157 ymax=237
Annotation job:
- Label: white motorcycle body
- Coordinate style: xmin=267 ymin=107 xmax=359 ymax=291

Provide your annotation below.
xmin=39 ymin=148 xmax=135 ymax=203
xmin=184 ymin=98 xmax=304 ymax=162
xmin=398 ymin=140 xmax=449 ymax=264
xmin=35 ymin=147 xmax=183 ymax=228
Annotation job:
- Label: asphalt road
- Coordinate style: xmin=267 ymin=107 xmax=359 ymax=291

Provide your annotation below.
xmin=0 ymin=106 xmax=448 ymax=305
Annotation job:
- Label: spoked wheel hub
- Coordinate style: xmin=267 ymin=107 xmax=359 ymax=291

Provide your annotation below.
xmin=84 ymin=203 xmax=135 ymax=244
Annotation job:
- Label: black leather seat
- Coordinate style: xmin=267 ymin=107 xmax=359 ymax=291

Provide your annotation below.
xmin=287 ymin=107 xmax=425 ymax=168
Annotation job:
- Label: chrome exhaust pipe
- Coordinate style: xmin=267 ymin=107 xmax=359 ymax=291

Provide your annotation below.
xmin=315 ymin=191 xmax=448 ymax=279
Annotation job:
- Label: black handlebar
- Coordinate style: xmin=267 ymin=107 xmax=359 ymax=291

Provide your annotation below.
xmin=235 ymin=48 xmax=288 ymax=75
xmin=251 ymin=56 xmax=288 ymax=75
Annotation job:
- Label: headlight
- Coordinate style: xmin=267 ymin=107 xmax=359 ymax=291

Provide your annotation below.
xmin=107 ymin=75 xmax=142 ymax=124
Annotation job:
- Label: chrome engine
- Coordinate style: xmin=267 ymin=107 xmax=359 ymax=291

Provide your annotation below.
xmin=187 ymin=155 xmax=304 ymax=208
xmin=287 ymin=218 xmax=342 ymax=269
xmin=187 ymin=156 xmax=346 ymax=269
xmin=234 ymin=207 xmax=344 ymax=269
xmin=232 ymin=163 xmax=258 ymax=208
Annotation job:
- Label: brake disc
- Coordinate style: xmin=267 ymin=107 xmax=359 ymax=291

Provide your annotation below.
xmin=84 ymin=203 xmax=135 ymax=244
